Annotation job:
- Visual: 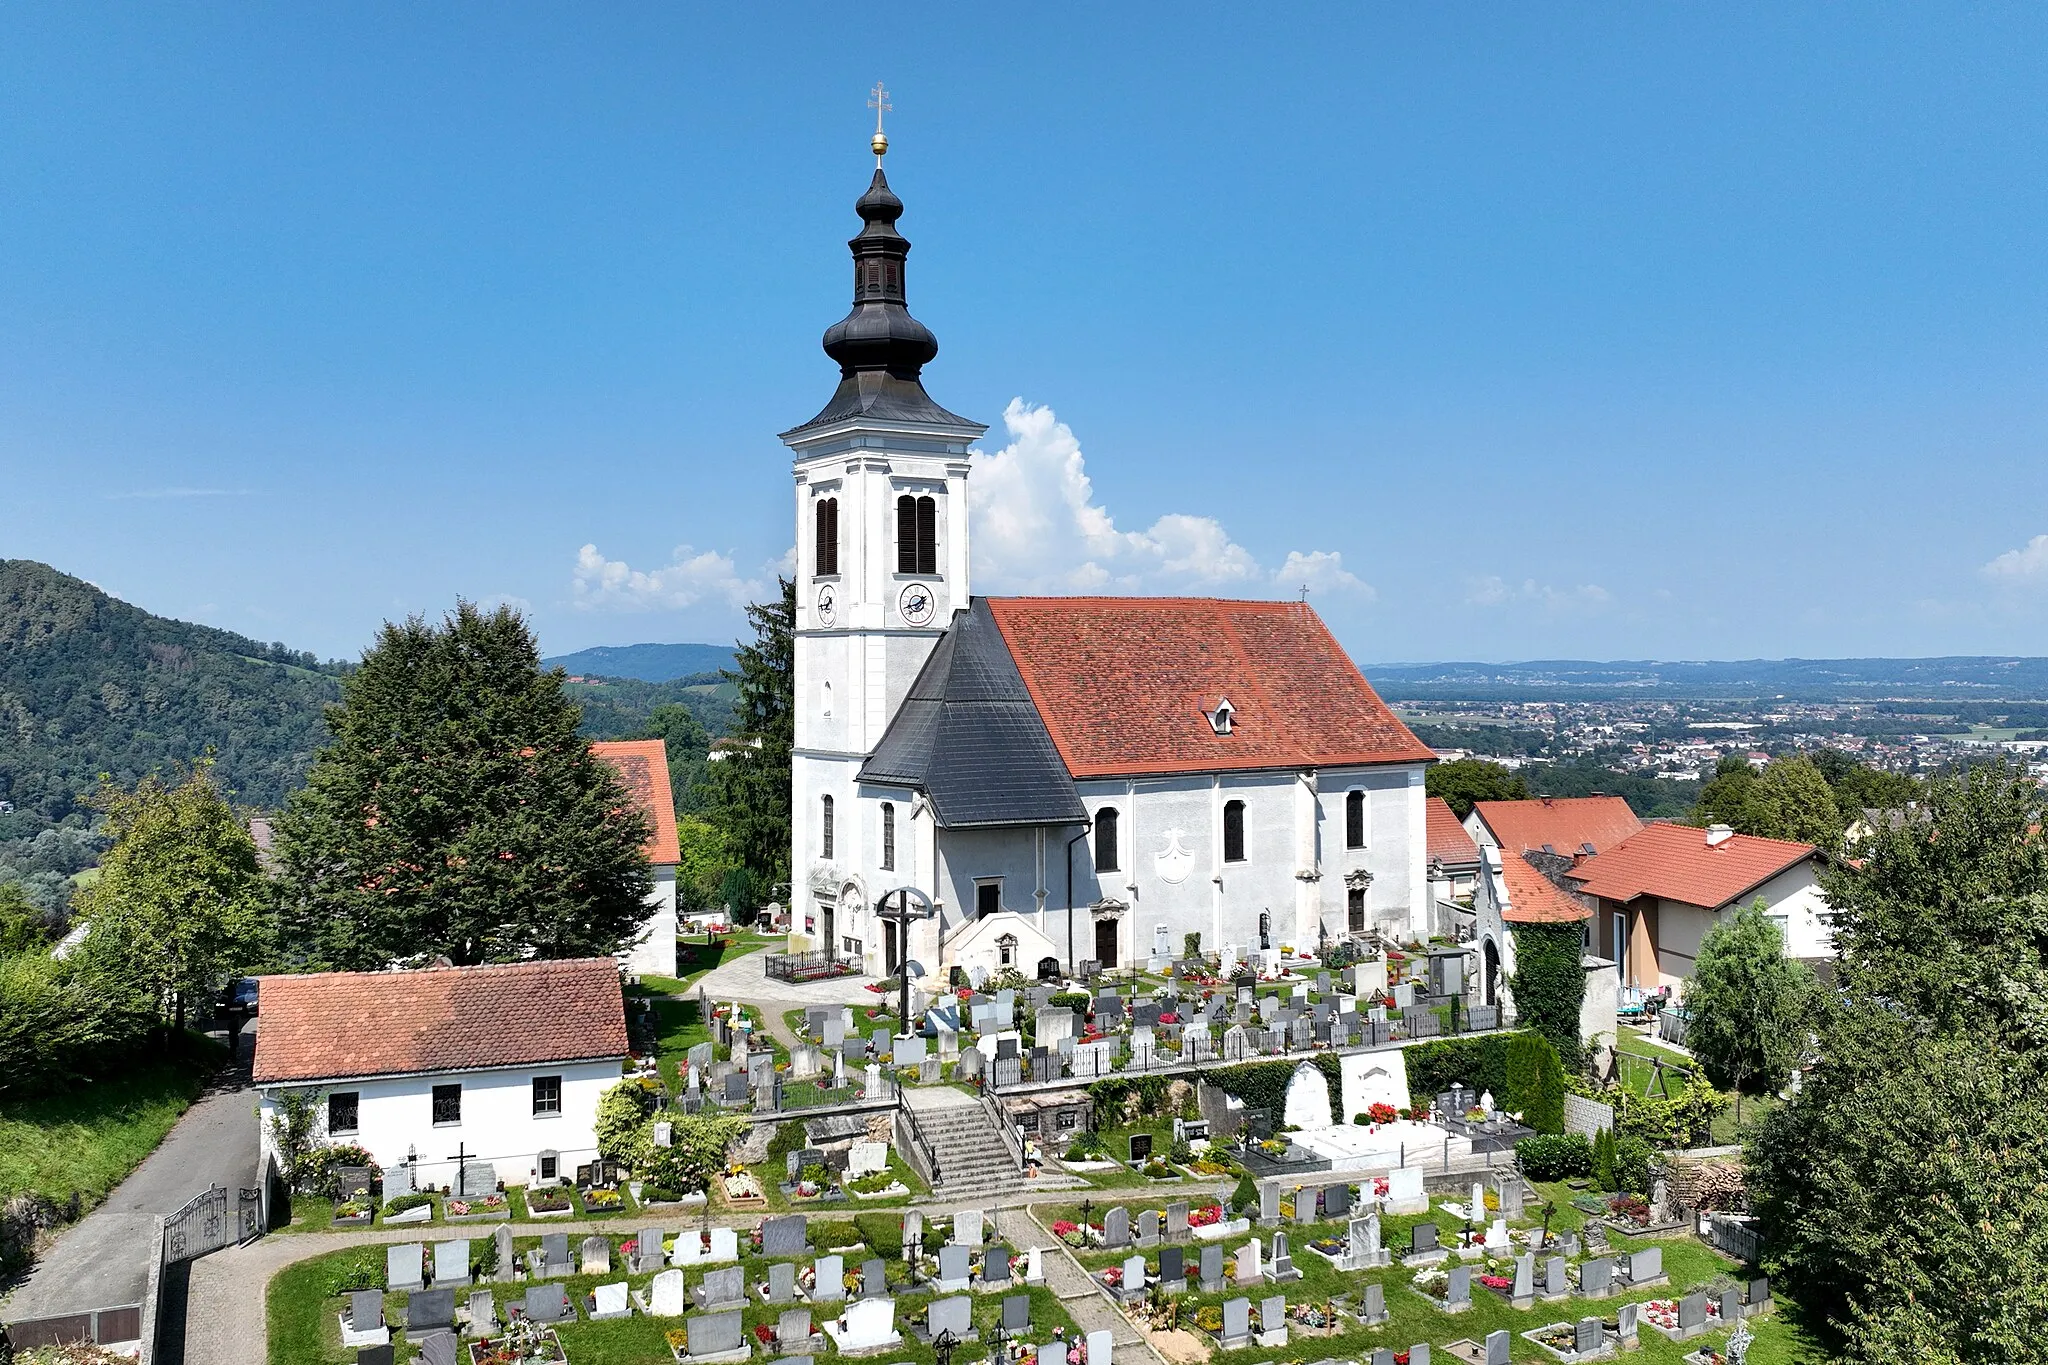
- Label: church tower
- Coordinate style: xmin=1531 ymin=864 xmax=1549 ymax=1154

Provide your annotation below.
xmin=780 ymin=100 xmax=986 ymax=960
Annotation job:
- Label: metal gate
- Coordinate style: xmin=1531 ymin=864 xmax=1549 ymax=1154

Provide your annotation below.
xmin=238 ymin=1186 xmax=261 ymax=1242
xmin=164 ymin=1186 xmax=234 ymax=1263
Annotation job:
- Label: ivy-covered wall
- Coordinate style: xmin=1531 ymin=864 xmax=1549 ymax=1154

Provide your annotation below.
xmin=1510 ymin=921 xmax=1587 ymax=1063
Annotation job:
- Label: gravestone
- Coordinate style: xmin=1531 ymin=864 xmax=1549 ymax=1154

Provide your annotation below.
xmin=812 ymin=1254 xmax=845 ymax=1300
xmin=1259 ymin=1182 xmax=1281 ymax=1222
xmin=1200 ymin=1243 xmax=1223 ymax=1292
xmin=698 ymin=1265 xmax=746 ymax=1312
xmin=1121 ymin=1254 xmax=1146 ymax=1296
xmin=1484 ymin=1329 xmax=1510 ymax=1365
xmin=1446 ymin=1265 xmax=1472 ymax=1309
xmin=459 ymin=1162 xmax=497 ymax=1198
xmin=762 ymin=1215 xmax=809 ymax=1256
xmin=1511 ymin=1252 xmax=1534 ymax=1305
xmin=1269 ymin=1231 xmax=1296 ymax=1281
xmin=1001 ymin=1294 xmax=1032 ymax=1332
xmin=1087 ymin=1329 xmax=1113 ymax=1365
xmin=539 ymin=1231 xmax=571 ymax=1278
xmin=860 ymin=1257 xmax=887 ymax=1297
xmin=768 ymin=1261 xmax=797 ymax=1302
xmin=580 ymin=1236 xmax=610 ymax=1276
xmin=523 ymin=1283 xmax=570 ymax=1324
xmin=1166 ymin=1202 xmax=1189 ymax=1240
xmin=1576 ymin=1318 xmax=1603 ymax=1354
xmin=896 ymin=1035 xmax=928 ymax=1068
xmin=589 ymin=1281 xmax=630 ymax=1320
xmin=777 ymin=1308 xmax=815 ymax=1349
xmin=1360 ymin=1281 xmax=1387 ymax=1323
xmin=688 ymin=1308 xmax=746 ymax=1358
xmin=1324 ymin=1183 xmax=1351 ymax=1218
xmin=466 ymin=1290 xmax=495 ymax=1332
xmin=1580 ymin=1255 xmax=1613 ymax=1297
xmin=927 ymin=1296 xmax=972 ymax=1342
xmin=1617 ymin=1300 xmax=1640 ymax=1341
xmin=432 ymin=1239 xmax=470 ymax=1288
xmin=384 ymin=1165 xmax=416 ymax=1198
xmin=1543 ymin=1255 xmax=1567 ymax=1298
xmin=1159 ymin=1246 xmax=1185 ymax=1290
xmin=1220 ymin=1297 xmax=1252 ymax=1348
xmin=1494 ymin=1172 xmax=1524 ymax=1220
xmin=828 ymin=1298 xmax=898 ymax=1353
xmin=1137 ymin=1210 xmax=1160 ymax=1246
xmin=936 ymin=1244 xmax=971 ymax=1292
xmin=1102 ymin=1206 xmax=1130 ymax=1248
xmin=1410 ymin=1221 xmax=1439 ymax=1255
xmin=983 ymin=1248 xmax=1012 ymax=1285
xmin=649 ymin=1269 xmax=686 ymax=1315
xmin=1128 ymin=1133 xmax=1153 ymax=1164
xmin=1721 ymin=1288 xmax=1742 ymax=1327
xmin=1678 ymin=1292 xmax=1707 ymax=1335
xmin=1627 ymin=1246 xmax=1663 ymax=1283
xmin=1259 ymin=1294 xmax=1288 ymax=1347
xmin=415 ymin=1333 xmax=458 ymax=1365
xmin=955 ymin=1208 xmax=985 ymax=1246
xmin=387 ymin=1243 xmax=424 ymax=1292
xmin=1236 ymin=1238 xmax=1262 ymax=1284
xmin=346 ymin=1289 xmax=383 ymax=1335
xmin=635 ymin=1226 xmax=666 ymax=1274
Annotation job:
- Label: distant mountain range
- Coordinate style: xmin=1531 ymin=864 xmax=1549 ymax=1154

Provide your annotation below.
xmin=1364 ymin=657 xmax=2048 ymax=702
xmin=542 ymin=642 xmax=737 ymax=682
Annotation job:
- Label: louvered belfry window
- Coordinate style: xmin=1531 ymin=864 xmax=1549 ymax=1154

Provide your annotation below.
xmin=815 ymin=497 xmax=838 ymax=576
xmin=897 ymin=494 xmax=937 ymax=575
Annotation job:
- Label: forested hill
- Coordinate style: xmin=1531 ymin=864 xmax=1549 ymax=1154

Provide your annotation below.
xmin=0 ymin=560 xmax=346 ymax=822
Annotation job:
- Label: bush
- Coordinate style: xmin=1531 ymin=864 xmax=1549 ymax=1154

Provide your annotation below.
xmin=1183 ymin=933 xmax=1202 ymax=959
xmin=1515 ymin=1133 xmax=1594 ymax=1182
xmin=1229 ymin=1172 xmax=1259 ymax=1214
xmin=320 ymin=1248 xmax=387 ymax=1296
xmin=853 ymin=1211 xmax=902 ymax=1258
xmin=1592 ymin=1127 xmax=1618 ymax=1191
xmin=383 ymin=1192 xmax=434 ymax=1216
xmin=298 ymin=1143 xmax=381 ymax=1200
xmin=594 ymin=1079 xmax=657 ymax=1167
xmin=1049 ymin=991 xmax=1090 ymax=1012
xmin=1504 ymin=1032 xmax=1567 ymax=1135
xmin=1403 ymin=1034 xmax=1521 ymax=1102
xmin=1611 ymin=1134 xmax=1654 ymax=1194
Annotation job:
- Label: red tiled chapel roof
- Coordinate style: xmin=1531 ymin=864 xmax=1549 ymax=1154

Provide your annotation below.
xmin=591 ymin=738 xmax=680 ymax=865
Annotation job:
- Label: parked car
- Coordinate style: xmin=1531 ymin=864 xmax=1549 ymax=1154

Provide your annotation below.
xmin=221 ymin=976 xmax=260 ymax=1018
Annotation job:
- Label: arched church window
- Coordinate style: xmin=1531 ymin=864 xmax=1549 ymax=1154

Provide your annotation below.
xmin=885 ymin=261 xmax=901 ymax=293
xmin=1345 ymin=790 xmax=1365 ymax=849
xmin=1095 ymin=807 xmax=1120 ymax=873
xmin=821 ymin=795 xmax=835 ymax=860
xmin=815 ymin=497 xmax=838 ymax=577
xmin=897 ymin=494 xmax=937 ymax=575
xmin=1223 ymin=799 xmax=1246 ymax=863
xmin=881 ymin=802 xmax=896 ymax=872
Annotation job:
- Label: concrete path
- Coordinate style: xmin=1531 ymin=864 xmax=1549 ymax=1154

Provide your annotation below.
xmin=689 ymin=944 xmax=882 ymax=1052
xmin=1000 ymin=1205 xmax=1166 ymax=1365
xmin=2 ymin=1020 xmax=258 ymax=1324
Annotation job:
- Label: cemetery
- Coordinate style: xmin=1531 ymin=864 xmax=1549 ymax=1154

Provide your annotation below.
xmin=266 ymin=1209 xmax=1085 ymax=1365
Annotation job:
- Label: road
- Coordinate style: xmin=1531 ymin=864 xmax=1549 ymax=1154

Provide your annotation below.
xmin=1 ymin=1019 xmax=258 ymax=1324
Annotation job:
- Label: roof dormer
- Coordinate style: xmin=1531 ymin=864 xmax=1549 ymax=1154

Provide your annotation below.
xmin=1204 ymin=697 xmax=1235 ymax=736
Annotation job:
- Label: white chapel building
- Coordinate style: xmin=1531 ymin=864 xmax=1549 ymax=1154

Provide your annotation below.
xmin=784 ymin=142 xmax=1436 ymax=982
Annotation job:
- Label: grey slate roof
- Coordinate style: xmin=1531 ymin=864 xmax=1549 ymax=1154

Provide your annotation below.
xmin=857 ymin=598 xmax=1086 ymax=829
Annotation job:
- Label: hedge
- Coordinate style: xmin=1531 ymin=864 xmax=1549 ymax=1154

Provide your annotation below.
xmin=1201 ymin=1056 xmax=1344 ymax=1121
xmin=1515 ymin=1132 xmax=1593 ymax=1182
xmin=1403 ymin=1029 xmax=1567 ymax=1134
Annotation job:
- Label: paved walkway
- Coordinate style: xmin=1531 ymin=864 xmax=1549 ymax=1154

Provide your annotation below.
xmin=179 ymin=1180 xmax=1226 ymax=1364
xmin=2 ymin=1021 xmax=257 ymax=1324
xmin=689 ymin=945 xmax=881 ymax=1053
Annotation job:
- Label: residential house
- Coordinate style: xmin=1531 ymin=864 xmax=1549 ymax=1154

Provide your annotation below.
xmin=253 ymin=959 xmax=628 ymax=1190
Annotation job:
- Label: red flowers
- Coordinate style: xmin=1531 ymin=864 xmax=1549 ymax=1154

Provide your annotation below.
xmin=1368 ymin=1102 xmax=1399 ymax=1125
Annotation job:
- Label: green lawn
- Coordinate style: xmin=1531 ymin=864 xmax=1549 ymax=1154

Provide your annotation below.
xmin=269 ymin=1219 xmax=1074 ymax=1365
xmin=1046 ymin=1188 xmax=1823 ymax=1363
xmin=1614 ymin=1033 xmax=1776 ymax=1145
xmin=0 ymin=1039 xmax=224 ymax=1215
xmin=637 ymin=934 xmax=765 ymax=997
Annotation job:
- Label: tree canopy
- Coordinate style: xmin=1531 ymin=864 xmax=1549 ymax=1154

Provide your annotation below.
xmin=1747 ymin=761 xmax=2048 ymax=1361
xmin=273 ymin=603 xmax=652 ymax=969
xmin=1426 ymin=757 xmax=1530 ymax=819
xmin=1693 ymin=755 xmax=1844 ymax=848
xmin=1683 ymin=898 xmax=1815 ymax=1098
xmin=696 ymin=579 xmax=794 ymax=908
xmin=75 ymin=763 xmax=270 ymax=1029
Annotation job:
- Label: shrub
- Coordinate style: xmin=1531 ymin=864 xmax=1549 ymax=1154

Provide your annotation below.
xmin=1169 ymin=1137 xmax=1193 ymax=1165
xmin=1592 ymin=1127 xmax=1618 ymax=1191
xmin=1504 ymin=1031 xmax=1567 ymax=1135
xmin=1611 ymin=1134 xmax=1654 ymax=1195
xmin=594 ymin=1079 xmax=657 ymax=1167
xmin=298 ymin=1143 xmax=381 ymax=1199
xmin=853 ymin=1211 xmax=901 ymax=1258
xmin=1050 ymin=991 xmax=1090 ymax=1012
xmin=1229 ymin=1172 xmax=1259 ymax=1214
xmin=1182 ymin=933 xmax=1202 ymax=959
xmin=382 ymin=1192 xmax=434 ymax=1216
xmin=1515 ymin=1133 xmax=1594 ymax=1182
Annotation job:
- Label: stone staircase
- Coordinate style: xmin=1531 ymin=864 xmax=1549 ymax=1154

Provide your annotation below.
xmin=907 ymin=1095 xmax=1089 ymax=1200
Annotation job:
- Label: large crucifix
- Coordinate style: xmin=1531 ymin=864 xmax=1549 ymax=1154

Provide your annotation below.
xmin=446 ymin=1141 xmax=472 ymax=1198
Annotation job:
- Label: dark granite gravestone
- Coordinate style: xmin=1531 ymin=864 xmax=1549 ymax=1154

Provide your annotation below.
xmin=1002 ymin=1294 xmax=1032 ymax=1332
xmin=523 ymin=1283 xmax=571 ymax=1323
xmin=1411 ymin=1221 xmax=1439 ymax=1253
xmin=762 ymin=1215 xmax=809 ymax=1256
xmin=1159 ymin=1246 xmax=1184 ymax=1289
xmin=862 ymin=1257 xmax=888 ymax=1297
xmin=983 ymin=1248 xmax=1011 ymax=1284
xmin=1128 ymin=1133 xmax=1153 ymax=1164
xmin=406 ymin=1288 xmax=454 ymax=1331
xmin=355 ymin=1347 xmax=394 ymax=1365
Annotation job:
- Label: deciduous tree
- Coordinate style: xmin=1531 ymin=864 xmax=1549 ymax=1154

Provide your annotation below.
xmin=1426 ymin=758 xmax=1529 ymax=819
xmin=76 ymin=763 xmax=269 ymax=1030
xmin=1684 ymin=899 xmax=1815 ymax=1115
xmin=1747 ymin=761 xmax=2048 ymax=1361
xmin=274 ymin=603 xmax=652 ymax=969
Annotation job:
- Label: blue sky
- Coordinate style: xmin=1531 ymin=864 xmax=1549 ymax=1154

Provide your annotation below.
xmin=4 ymin=5 xmax=2047 ymax=665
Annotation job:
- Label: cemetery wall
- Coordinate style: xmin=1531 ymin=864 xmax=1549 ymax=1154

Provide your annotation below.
xmin=255 ymin=1057 xmax=618 ymax=1187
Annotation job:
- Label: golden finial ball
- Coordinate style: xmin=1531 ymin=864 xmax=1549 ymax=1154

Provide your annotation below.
xmin=872 ymin=131 xmax=889 ymax=157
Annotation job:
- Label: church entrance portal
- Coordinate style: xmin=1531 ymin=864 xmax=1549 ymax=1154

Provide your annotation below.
xmin=1483 ymin=939 xmax=1500 ymax=1006
xmin=1094 ymin=918 xmax=1118 ymax=969
xmin=822 ymin=897 xmax=836 ymax=958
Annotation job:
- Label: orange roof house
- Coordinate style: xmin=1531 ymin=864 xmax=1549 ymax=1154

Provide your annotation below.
xmin=1566 ymin=823 xmax=1817 ymax=912
xmin=1426 ymin=797 xmax=1481 ymax=870
xmin=1469 ymin=795 xmax=1643 ymax=862
xmin=590 ymin=738 xmax=680 ymax=866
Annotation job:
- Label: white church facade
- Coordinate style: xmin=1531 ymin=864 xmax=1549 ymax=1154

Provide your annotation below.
xmin=784 ymin=142 xmax=1435 ymax=982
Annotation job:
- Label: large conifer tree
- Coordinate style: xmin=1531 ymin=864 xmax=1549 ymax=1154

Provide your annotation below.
xmin=274 ymin=603 xmax=651 ymax=969
xmin=697 ymin=578 xmax=794 ymax=911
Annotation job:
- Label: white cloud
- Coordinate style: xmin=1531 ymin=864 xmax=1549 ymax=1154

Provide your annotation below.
xmin=969 ymin=399 xmax=1371 ymax=598
xmin=571 ymin=543 xmax=765 ymax=612
xmin=1466 ymin=575 xmax=1612 ymax=611
xmin=1983 ymin=534 xmax=2048 ymax=581
xmin=475 ymin=593 xmax=533 ymax=616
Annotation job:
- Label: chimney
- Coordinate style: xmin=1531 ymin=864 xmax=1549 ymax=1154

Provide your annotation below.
xmin=1706 ymin=824 xmax=1734 ymax=848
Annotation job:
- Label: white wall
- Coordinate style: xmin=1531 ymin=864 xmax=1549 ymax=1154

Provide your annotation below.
xmin=622 ymin=865 xmax=677 ymax=979
xmin=257 ymin=1058 xmax=620 ymax=1188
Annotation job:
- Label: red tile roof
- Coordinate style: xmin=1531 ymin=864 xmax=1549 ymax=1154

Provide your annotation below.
xmin=1426 ymin=797 xmax=1481 ymax=867
xmin=1472 ymin=796 xmax=1643 ymax=859
xmin=1566 ymin=822 xmax=1817 ymax=910
xmin=253 ymin=959 xmax=628 ymax=1085
xmin=984 ymin=597 xmax=1435 ymax=779
xmin=591 ymin=739 xmax=680 ymax=865
xmin=1501 ymin=854 xmax=1592 ymax=924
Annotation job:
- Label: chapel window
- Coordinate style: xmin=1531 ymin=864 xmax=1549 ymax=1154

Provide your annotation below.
xmin=881 ymin=802 xmax=896 ymax=872
xmin=1346 ymin=790 xmax=1366 ymax=849
xmin=821 ymin=795 xmax=835 ymax=860
xmin=998 ymin=934 xmax=1018 ymax=968
xmin=328 ymin=1091 xmax=359 ymax=1135
xmin=432 ymin=1083 xmax=462 ymax=1127
xmin=1223 ymin=800 xmax=1247 ymax=863
xmin=1095 ymin=807 xmax=1120 ymax=873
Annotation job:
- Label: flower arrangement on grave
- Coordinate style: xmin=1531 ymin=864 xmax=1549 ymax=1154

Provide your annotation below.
xmin=1393 ymin=1353 xmax=1411 ymax=1365
xmin=1478 ymin=1272 xmax=1513 ymax=1291
xmin=447 ymin=1194 xmax=507 ymax=1216
xmin=1402 ymin=1104 xmax=1432 ymax=1123
xmin=1308 ymin=1234 xmax=1346 ymax=1256
xmin=1255 ymin=1137 xmax=1288 ymax=1157
xmin=666 ymin=1328 xmax=689 ymax=1352
xmin=1188 ymin=1203 xmax=1223 ymax=1227
xmin=335 ymin=1199 xmax=372 ymax=1219
xmin=1412 ymin=1269 xmax=1450 ymax=1299
xmin=1194 ymin=1305 xmax=1224 ymax=1333
xmin=525 ymin=1187 xmax=571 ymax=1213
xmin=383 ymin=1192 xmax=434 ymax=1217
xmin=753 ymin=1324 xmax=776 ymax=1345
xmin=1369 ymin=1102 xmax=1400 ymax=1125
xmin=1370 ymin=1176 xmax=1390 ymax=1199
xmin=844 ymin=1269 xmax=864 ymax=1295
xmin=1158 ymin=1011 xmax=1179 ymax=1025
xmin=1643 ymin=1299 xmax=1681 ymax=1330
xmin=1100 ymin=1266 xmax=1123 ymax=1288
xmin=1052 ymin=1220 xmax=1081 ymax=1245
xmin=1608 ymin=1193 xmax=1650 ymax=1225
xmin=1289 ymin=1301 xmax=1337 ymax=1332
xmin=1530 ymin=1324 xmax=1578 ymax=1351
xmin=582 ymin=1187 xmax=623 ymax=1211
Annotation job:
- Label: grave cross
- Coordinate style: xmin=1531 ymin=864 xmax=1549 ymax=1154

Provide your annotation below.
xmin=1539 ymin=1201 xmax=1555 ymax=1248
xmin=934 ymin=1327 xmax=958 ymax=1365
xmin=446 ymin=1142 xmax=473 ymax=1198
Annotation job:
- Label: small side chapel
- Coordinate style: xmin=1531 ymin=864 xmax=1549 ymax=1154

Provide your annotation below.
xmin=784 ymin=123 xmax=1436 ymax=982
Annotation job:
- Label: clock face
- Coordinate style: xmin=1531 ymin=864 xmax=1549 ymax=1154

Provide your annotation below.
xmin=897 ymin=582 xmax=937 ymax=627
xmin=815 ymin=585 xmax=836 ymax=627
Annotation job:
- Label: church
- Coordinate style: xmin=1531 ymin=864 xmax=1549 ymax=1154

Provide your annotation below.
xmin=783 ymin=126 xmax=1436 ymax=982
